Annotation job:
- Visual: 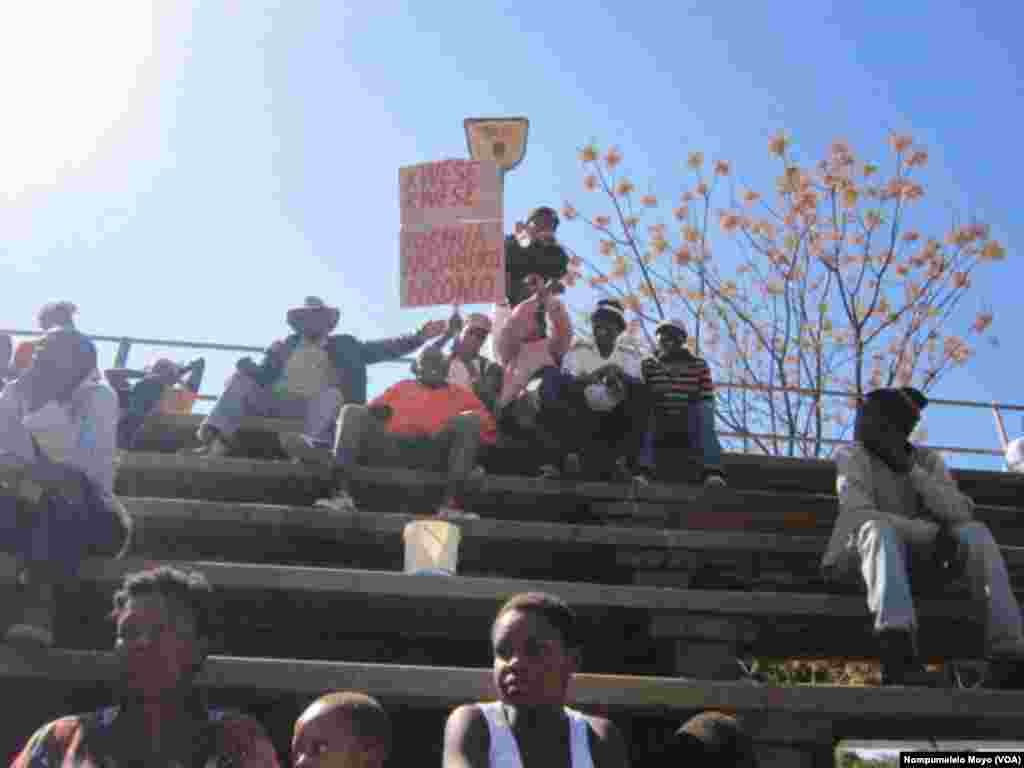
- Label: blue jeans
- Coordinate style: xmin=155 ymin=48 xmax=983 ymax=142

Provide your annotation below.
xmin=0 ymin=472 xmax=127 ymax=582
xmin=639 ymin=400 xmax=724 ymax=479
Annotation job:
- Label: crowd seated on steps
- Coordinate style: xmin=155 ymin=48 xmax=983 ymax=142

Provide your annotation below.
xmin=6 ymin=209 xmax=1024 ymax=694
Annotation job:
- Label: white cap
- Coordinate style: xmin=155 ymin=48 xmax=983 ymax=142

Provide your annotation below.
xmin=1007 ymin=438 xmax=1024 ymax=473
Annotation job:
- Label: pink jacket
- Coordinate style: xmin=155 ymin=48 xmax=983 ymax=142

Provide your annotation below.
xmin=495 ymin=296 xmax=572 ymax=406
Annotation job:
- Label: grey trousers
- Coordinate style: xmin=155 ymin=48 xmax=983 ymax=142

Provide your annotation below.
xmin=334 ymin=404 xmax=482 ymax=498
xmin=855 ymin=518 xmax=1024 ymax=653
xmin=203 ymin=371 xmax=343 ymax=444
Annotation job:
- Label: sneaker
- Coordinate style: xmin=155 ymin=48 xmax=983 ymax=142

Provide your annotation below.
xmin=633 ymin=472 xmax=653 ymax=488
xmin=704 ymin=474 xmax=728 ymax=488
xmin=314 ymin=491 xmax=358 ymax=513
xmin=189 ymin=437 xmax=232 ymax=458
xmin=280 ymin=433 xmax=334 ymax=467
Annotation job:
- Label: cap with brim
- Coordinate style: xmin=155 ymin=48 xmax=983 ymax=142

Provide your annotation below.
xmin=592 ymin=300 xmax=626 ymax=331
xmin=656 ymin=319 xmax=688 ymax=338
xmin=527 ymin=206 xmax=559 ymax=228
xmin=287 ymin=297 xmax=340 ymax=336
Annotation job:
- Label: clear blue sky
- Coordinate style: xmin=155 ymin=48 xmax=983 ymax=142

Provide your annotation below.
xmin=1 ymin=1 xmax=1020 ymax=469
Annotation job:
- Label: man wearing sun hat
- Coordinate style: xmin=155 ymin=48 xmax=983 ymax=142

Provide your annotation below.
xmin=826 ymin=386 xmax=1024 ymax=687
xmin=194 ymin=297 xmax=446 ymax=457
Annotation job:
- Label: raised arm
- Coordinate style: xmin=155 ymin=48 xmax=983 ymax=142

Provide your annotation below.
xmin=359 ymin=319 xmax=447 ymax=366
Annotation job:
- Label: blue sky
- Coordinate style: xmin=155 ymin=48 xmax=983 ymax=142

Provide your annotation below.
xmin=1 ymin=1 xmax=1021 ymax=468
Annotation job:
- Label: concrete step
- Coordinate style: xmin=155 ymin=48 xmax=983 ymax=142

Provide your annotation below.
xmin=131 ymin=414 xmax=1024 ymax=506
xmin=122 ymin=497 xmax=1024 ymax=593
xmin=3 ymin=647 xmax=1024 ymax=743
xmin=34 ymin=556 xmax=985 ymax=669
xmin=112 ymin=454 xmax=1024 ymax=544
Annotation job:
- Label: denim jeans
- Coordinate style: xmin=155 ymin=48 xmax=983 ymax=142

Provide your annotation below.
xmin=639 ymin=399 xmax=724 ymax=479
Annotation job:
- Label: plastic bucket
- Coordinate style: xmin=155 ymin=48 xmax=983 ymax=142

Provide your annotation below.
xmin=403 ymin=520 xmax=461 ymax=575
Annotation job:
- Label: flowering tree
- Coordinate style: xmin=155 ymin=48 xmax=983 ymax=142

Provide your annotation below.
xmin=561 ymin=134 xmax=1005 ymax=457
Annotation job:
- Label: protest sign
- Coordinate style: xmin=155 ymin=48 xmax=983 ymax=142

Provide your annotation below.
xmin=399 ymin=158 xmax=504 ymax=307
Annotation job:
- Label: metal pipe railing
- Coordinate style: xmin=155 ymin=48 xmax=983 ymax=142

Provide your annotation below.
xmin=2 ymin=328 xmax=1013 ymax=458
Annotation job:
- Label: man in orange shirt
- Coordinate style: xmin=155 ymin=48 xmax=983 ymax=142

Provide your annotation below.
xmin=283 ymin=347 xmax=495 ymax=519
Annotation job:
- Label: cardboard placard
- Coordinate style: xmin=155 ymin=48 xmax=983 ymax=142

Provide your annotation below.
xmin=399 ymin=159 xmax=504 ymax=307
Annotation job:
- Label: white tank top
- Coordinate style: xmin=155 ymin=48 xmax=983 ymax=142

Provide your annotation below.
xmin=477 ymin=701 xmax=595 ymax=768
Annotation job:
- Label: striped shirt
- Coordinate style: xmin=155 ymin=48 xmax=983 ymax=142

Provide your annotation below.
xmin=641 ymin=353 xmax=714 ymax=419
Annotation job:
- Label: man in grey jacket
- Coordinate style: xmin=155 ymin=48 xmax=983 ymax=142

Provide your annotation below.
xmin=824 ymin=387 xmax=1024 ymax=687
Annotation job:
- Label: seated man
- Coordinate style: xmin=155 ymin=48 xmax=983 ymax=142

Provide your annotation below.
xmin=283 ymin=347 xmax=496 ymax=519
xmin=443 ymin=592 xmax=629 ymax=768
xmin=194 ymin=297 xmax=445 ymax=457
xmin=538 ymin=299 xmax=643 ymax=479
xmin=6 ymin=302 xmax=84 ymax=387
xmin=292 ymin=691 xmax=391 ymax=768
xmin=0 ymin=329 xmax=131 ymax=646
xmin=824 ymin=387 xmax=1024 ymax=687
xmin=429 ymin=312 xmax=503 ymax=415
xmin=107 ymin=357 xmax=206 ymax=448
xmin=638 ymin=319 xmax=726 ymax=487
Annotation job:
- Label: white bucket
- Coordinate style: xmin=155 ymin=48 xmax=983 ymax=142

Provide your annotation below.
xmin=403 ymin=520 xmax=462 ymax=575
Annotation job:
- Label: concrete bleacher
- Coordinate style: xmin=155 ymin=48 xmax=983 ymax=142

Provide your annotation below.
xmin=4 ymin=419 xmax=1024 ymax=766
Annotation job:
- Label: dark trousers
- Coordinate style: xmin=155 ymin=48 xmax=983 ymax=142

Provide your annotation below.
xmin=538 ymin=369 xmax=648 ymax=474
xmin=335 ymin=405 xmax=482 ymax=499
xmin=0 ymin=472 xmax=128 ymax=583
xmin=639 ymin=400 xmax=725 ymax=481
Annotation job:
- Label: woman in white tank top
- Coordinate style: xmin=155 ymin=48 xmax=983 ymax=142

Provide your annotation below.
xmin=443 ymin=592 xmax=629 ymax=768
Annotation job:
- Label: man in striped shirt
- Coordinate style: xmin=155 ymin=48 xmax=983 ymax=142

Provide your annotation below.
xmin=638 ymin=319 xmax=726 ymax=487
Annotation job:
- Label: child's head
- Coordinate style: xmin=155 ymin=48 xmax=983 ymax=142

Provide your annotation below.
xmin=490 ymin=592 xmax=579 ymax=709
xmin=292 ymin=691 xmax=391 ymax=768
xmin=671 ymin=711 xmax=758 ymax=768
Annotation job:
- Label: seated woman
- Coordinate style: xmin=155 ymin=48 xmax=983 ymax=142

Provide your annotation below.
xmin=283 ymin=347 xmax=496 ymax=520
xmin=106 ymin=357 xmax=206 ymax=448
xmin=443 ymin=592 xmax=629 ymax=768
xmin=12 ymin=566 xmax=280 ymax=767
xmin=0 ymin=328 xmax=131 ymax=646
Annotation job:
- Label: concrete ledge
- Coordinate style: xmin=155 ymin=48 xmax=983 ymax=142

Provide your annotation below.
xmin=127 ymin=414 xmax=1024 ymax=506
xmin=66 ymin=556 xmax=984 ymax=661
xmin=122 ymin=497 xmax=1024 ymax=592
xmin=2 ymin=647 xmax=1024 ymax=732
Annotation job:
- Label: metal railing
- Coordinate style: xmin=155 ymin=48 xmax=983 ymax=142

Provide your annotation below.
xmin=2 ymin=327 xmax=1013 ymax=459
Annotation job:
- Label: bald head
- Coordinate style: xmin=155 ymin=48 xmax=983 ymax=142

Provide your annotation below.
xmin=293 ymin=692 xmax=391 ymax=768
